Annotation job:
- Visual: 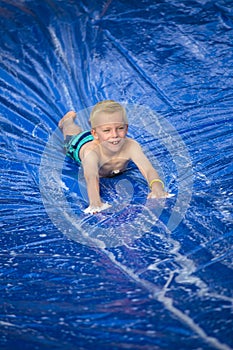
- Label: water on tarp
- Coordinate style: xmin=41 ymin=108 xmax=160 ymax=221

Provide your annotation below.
xmin=0 ymin=1 xmax=232 ymax=350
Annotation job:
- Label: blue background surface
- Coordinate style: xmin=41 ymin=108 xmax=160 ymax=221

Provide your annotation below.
xmin=0 ymin=1 xmax=232 ymax=349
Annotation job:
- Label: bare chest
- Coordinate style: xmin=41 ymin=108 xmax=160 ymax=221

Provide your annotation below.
xmin=98 ymin=157 xmax=129 ymax=177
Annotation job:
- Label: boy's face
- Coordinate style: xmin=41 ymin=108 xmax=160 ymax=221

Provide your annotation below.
xmin=91 ymin=111 xmax=128 ymax=153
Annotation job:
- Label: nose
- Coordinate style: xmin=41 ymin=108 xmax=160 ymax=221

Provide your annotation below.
xmin=111 ymin=128 xmax=118 ymax=138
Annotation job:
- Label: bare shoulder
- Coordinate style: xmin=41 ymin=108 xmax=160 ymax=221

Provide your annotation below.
xmin=125 ymin=137 xmax=142 ymax=153
xmin=125 ymin=137 xmax=151 ymax=166
xmin=80 ymin=139 xmax=100 ymax=164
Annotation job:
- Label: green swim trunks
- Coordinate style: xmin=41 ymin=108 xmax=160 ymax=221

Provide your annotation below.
xmin=64 ymin=131 xmax=94 ymax=164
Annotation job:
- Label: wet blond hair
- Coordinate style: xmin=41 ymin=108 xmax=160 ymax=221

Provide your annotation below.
xmin=89 ymin=100 xmax=128 ymax=128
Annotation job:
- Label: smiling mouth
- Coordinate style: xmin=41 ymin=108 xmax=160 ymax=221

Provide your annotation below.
xmin=110 ymin=140 xmax=121 ymax=145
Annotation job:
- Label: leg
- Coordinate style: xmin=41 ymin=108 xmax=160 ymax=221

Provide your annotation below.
xmin=58 ymin=111 xmax=82 ymax=139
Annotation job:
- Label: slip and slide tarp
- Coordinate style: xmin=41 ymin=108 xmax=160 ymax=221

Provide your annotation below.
xmin=0 ymin=1 xmax=233 ymax=349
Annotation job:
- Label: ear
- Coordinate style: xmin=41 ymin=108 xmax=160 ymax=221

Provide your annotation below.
xmin=91 ymin=128 xmax=99 ymax=139
xmin=125 ymin=124 xmax=128 ymax=133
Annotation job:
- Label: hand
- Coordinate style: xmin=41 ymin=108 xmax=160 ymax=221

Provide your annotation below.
xmin=147 ymin=191 xmax=175 ymax=199
xmin=84 ymin=202 xmax=111 ymax=215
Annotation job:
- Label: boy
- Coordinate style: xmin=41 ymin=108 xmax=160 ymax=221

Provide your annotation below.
xmin=58 ymin=100 xmax=168 ymax=214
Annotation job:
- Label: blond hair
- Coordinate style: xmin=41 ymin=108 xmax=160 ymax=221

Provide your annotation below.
xmin=89 ymin=100 xmax=128 ymax=128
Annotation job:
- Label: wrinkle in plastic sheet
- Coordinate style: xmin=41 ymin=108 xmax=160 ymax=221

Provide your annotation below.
xmin=0 ymin=1 xmax=233 ymax=350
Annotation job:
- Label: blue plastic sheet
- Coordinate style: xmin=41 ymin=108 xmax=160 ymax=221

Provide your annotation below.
xmin=0 ymin=1 xmax=232 ymax=349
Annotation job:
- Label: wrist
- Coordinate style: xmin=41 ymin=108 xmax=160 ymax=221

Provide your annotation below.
xmin=149 ymin=178 xmax=165 ymax=190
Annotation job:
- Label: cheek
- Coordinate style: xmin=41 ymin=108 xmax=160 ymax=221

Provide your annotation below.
xmin=119 ymin=130 xmax=127 ymax=137
xmin=92 ymin=130 xmax=103 ymax=141
xmin=97 ymin=133 xmax=108 ymax=142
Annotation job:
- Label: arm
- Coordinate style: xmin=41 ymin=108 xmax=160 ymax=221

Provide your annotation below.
xmin=82 ymin=149 xmax=110 ymax=213
xmin=129 ymin=140 xmax=168 ymax=198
